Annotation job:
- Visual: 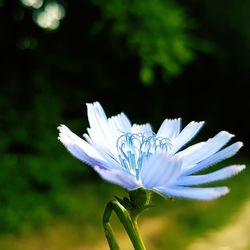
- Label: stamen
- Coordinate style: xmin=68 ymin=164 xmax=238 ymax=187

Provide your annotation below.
xmin=116 ymin=132 xmax=171 ymax=177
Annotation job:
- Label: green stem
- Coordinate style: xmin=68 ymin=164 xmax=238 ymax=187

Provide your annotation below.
xmin=103 ymin=199 xmax=146 ymax=250
xmin=103 ymin=202 xmax=120 ymax=250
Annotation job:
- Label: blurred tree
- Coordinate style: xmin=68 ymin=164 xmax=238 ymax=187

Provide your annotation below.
xmin=93 ymin=0 xmax=199 ymax=85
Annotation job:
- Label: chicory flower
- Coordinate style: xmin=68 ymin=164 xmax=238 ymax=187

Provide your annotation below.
xmin=58 ymin=102 xmax=245 ymax=200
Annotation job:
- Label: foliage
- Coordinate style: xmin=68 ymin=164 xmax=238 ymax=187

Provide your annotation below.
xmin=0 ymin=88 xmax=87 ymax=232
xmin=93 ymin=0 xmax=197 ymax=84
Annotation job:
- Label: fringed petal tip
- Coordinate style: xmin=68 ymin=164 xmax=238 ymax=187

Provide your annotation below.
xmin=219 ymin=130 xmax=235 ymax=138
xmin=233 ymin=164 xmax=246 ymax=174
xmin=57 ymin=124 xmax=63 ymax=131
xmin=57 ymin=124 xmax=69 ymax=134
xmin=213 ymin=186 xmax=230 ymax=199
xmin=86 ymin=101 xmax=103 ymax=111
xmin=57 ymin=125 xmax=72 ymax=143
xmin=192 ymin=121 xmax=206 ymax=128
xmin=197 ymin=186 xmax=230 ymax=200
xmin=57 ymin=125 xmax=66 ymax=139
xmin=86 ymin=101 xmax=98 ymax=107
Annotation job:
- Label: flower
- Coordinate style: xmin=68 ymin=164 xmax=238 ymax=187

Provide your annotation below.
xmin=58 ymin=102 xmax=245 ymax=200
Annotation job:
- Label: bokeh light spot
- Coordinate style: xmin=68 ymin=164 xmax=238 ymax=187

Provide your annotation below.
xmin=21 ymin=0 xmax=43 ymax=9
xmin=33 ymin=2 xmax=65 ymax=30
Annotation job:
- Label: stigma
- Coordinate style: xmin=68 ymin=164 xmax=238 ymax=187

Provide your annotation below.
xmin=116 ymin=132 xmax=171 ymax=178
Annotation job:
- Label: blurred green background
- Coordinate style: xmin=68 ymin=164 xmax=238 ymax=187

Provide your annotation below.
xmin=0 ymin=0 xmax=250 ymax=249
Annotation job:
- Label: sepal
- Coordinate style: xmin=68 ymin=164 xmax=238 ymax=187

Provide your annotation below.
xmin=128 ymin=188 xmax=152 ymax=209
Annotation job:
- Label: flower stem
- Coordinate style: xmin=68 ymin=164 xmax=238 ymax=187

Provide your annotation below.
xmin=103 ymin=199 xmax=146 ymax=250
xmin=103 ymin=202 xmax=120 ymax=250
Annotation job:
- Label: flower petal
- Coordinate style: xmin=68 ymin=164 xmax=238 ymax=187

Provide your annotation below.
xmin=86 ymin=102 xmax=119 ymax=157
xmin=107 ymin=112 xmax=132 ymax=140
xmin=94 ymin=166 xmax=138 ymax=190
xmin=87 ymin=102 xmax=108 ymax=135
xmin=58 ymin=125 xmax=120 ymax=169
xmin=181 ymin=142 xmax=243 ymax=175
xmin=176 ymin=165 xmax=245 ymax=186
xmin=140 ymin=153 xmax=182 ymax=189
xmin=58 ymin=125 xmax=117 ymax=169
xmin=178 ymin=131 xmax=234 ymax=167
xmin=155 ymin=186 xmax=229 ymax=200
xmin=170 ymin=121 xmax=205 ymax=153
xmin=157 ymin=118 xmax=181 ymax=140
xmin=108 ymin=112 xmax=132 ymax=132
xmin=132 ymin=123 xmax=153 ymax=135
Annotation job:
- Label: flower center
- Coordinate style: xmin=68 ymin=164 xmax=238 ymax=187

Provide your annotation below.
xmin=116 ymin=132 xmax=171 ymax=178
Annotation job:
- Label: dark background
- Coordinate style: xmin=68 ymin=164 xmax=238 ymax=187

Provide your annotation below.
xmin=0 ymin=0 xmax=249 ymax=236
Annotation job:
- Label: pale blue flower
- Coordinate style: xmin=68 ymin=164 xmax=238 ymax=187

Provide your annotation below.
xmin=58 ymin=102 xmax=245 ymax=200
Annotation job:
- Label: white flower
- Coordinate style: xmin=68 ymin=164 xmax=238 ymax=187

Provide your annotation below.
xmin=58 ymin=102 xmax=245 ymax=200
